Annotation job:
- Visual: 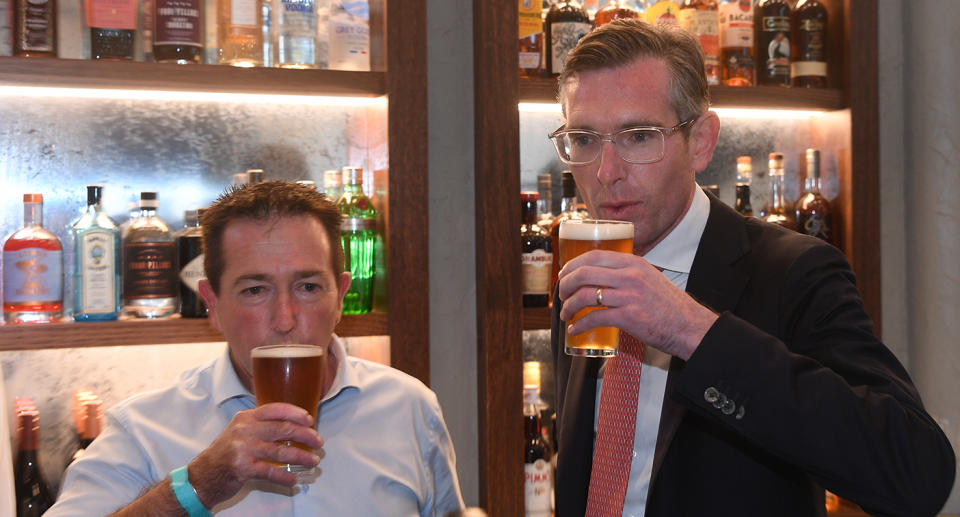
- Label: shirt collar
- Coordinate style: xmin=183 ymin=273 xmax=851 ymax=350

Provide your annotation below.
xmin=642 ymin=186 xmax=710 ymax=274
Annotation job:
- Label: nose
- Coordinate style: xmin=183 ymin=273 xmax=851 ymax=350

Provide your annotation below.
xmin=271 ymin=289 xmax=299 ymax=336
xmin=595 ymin=139 xmax=625 ymax=186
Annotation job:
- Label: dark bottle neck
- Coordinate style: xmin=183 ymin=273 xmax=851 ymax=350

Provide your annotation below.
xmin=522 ymin=200 xmax=539 ymax=226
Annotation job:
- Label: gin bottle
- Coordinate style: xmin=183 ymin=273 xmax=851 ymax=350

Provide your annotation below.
xmin=337 ymin=166 xmax=376 ymax=314
xmin=3 ymin=193 xmax=63 ymax=324
xmin=176 ymin=209 xmax=207 ymax=318
xmin=72 ymin=185 xmax=121 ymax=321
xmin=123 ymin=192 xmax=178 ymax=318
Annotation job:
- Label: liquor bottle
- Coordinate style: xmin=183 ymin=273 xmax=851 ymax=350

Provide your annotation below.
xmin=518 ymin=0 xmax=544 ymax=77
xmin=13 ymin=0 xmax=55 ymax=57
xmin=323 ymin=169 xmax=343 ymax=201
xmin=2 ymin=0 xmax=12 ymax=56
xmin=523 ymin=383 xmax=552 ymax=517
xmin=755 ymin=0 xmax=790 ymax=86
xmin=338 ymin=166 xmax=377 ymax=314
xmin=217 ymin=0 xmax=262 ymax=66
xmin=593 ymin=0 xmax=639 ymax=28
xmin=521 ymin=192 xmax=552 ymax=308
xmin=791 ymin=0 xmax=827 ymax=88
xmin=70 ymin=390 xmax=102 ymax=463
xmin=247 ymin=168 xmax=265 ymax=183
xmin=544 ymin=0 xmax=590 ymax=76
xmin=718 ymin=0 xmax=753 ymax=86
xmin=72 ymin=185 xmax=121 ymax=322
xmin=734 ymin=156 xmax=753 ymax=217
xmin=177 ymin=209 xmax=207 ymax=317
xmin=123 ymin=192 xmax=178 ymax=318
xmin=85 ymin=0 xmax=136 ymax=59
xmin=153 ymin=0 xmax=203 ymax=64
xmin=273 ymin=0 xmax=315 ymax=68
xmin=261 ymin=0 xmax=273 ymax=66
xmin=762 ymin=153 xmax=797 ymax=230
xmin=645 ymin=0 xmax=679 ymax=26
xmin=795 ymin=148 xmax=833 ymax=243
xmin=14 ymin=402 xmax=53 ymax=517
xmin=3 ymin=194 xmax=63 ymax=324
xmin=536 ymin=173 xmax=553 ymax=230
xmin=327 ymin=1 xmax=370 ymax=71
xmin=548 ymin=171 xmax=585 ymax=307
xmin=702 ymin=184 xmax=720 ymax=198
xmin=679 ymin=0 xmax=719 ymax=85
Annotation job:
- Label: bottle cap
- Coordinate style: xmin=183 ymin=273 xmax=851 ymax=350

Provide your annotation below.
xmin=246 ymin=169 xmax=265 ymax=183
xmin=233 ymin=173 xmax=249 ymax=186
xmin=342 ymin=166 xmax=363 ymax=185
xmin=537 ymin=173 xmax=552 ymax=190
xmin=523 ymin=361 xmax=541 ymax=390
xmin=324 ymin=170 xmax=342 ymax=189
xmin=82 ymin=399 xmax=103 ymax=440
xmin=768 ymin=152 xmax=784 ymax=172
xmin=140 ymin=191 xmax=159 ymax=209
xmin=296 ymin=180 xmax=316 ymax=189
xmin=521 ymin=191 xmax=539 ymax=202
xmin=23 ymin=193 xmax=43 ymax=203
xmin=87 ymin=185 xmax=104 ymax=205
xmin=805 ymin=148 xmax=821 ymax=178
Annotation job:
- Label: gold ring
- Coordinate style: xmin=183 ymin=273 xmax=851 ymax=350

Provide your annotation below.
xmin=596 ymin=287 xmax=604 ymax=306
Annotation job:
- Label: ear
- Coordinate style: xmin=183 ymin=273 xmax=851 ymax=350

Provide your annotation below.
xmin=198 ymin=279 xmax=221 ymax=333
xmin=688 ymin=111 xmax=721 ymax=173
xmin=337 ymin=271 xmax=352 ymax=309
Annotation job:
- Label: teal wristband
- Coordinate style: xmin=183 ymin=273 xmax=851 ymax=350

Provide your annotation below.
xmin=170 ymin=466 xmax=212 ymax=517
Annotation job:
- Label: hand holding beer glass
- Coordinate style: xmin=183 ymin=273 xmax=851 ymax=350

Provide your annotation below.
xmin=252 ymin=344 xmax=326 ymax=474
xmin=558 ymin=219 xmax=634 ymax=357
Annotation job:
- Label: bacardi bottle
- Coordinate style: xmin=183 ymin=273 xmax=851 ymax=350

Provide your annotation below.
xmin=123 ymin=192 xmax=177 ymax=318
xmin=3 ymin=194 xmax=63 ymax=324
xmin=718 ymin=0 xmax=754 ymax=86
xmin=72 ymin=185 xmax=121 ymax=321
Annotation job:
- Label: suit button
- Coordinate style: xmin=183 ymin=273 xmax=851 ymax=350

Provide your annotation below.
xmin=721 ymin=398 xmax=736 ymax=415
xmin=735 ymin=405 xmax=746 ymax=420
xmin=713 ymin=393 xmax=726 ymax=409
xmin=704 ymin=387 xmax=720 ymax=404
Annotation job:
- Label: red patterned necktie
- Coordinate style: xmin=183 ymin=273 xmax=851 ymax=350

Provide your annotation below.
xmin=584 ymin=331 xmax=646 ymax=517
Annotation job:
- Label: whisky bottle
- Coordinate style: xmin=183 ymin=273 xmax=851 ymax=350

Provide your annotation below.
xmin=645 ymin=0 xmax=680 ymax=27
xmin=523 ymin=383 xmax=552 ymax=517
xmin=72 ymin=185 xmax=121 ymax=322
xmin=762 ymin=153 xmax=797 ymax=231
xmin=679 ymin=0 xmax=719 ymax=85
xmin=14 ymin=402 xmax=53 ymax=517
xmin=338 ymin=166 xmax=377 ymax=314
xmin=718 ymin=0 xmax=754 ymax=86
xmin=3 ymin=194 xmax=63 ymax=324
xmin=755 ymin=0 xmax=791 ymax=86
xmin=521 ymin=192 xmax=552 ymax=308
xmin=177 ymin=209 xmax=207 ymax=317
xmin=791 ymin=0 xmax=827 ymax=88
xmin=13 ymin=0 xmax=56 ymax=57
xmin=123 ymin=192 xmax=178 ymax=318
xmin=734 ymin=156 xmax=753 ymax=217
xmin=545 ymin=0 xmax=590 ymax=76
xmin=153 ymin=0 xmax=203 ymax=64
xmin=593 ymin=0 xmax=639 ymax=28
xmin=518 ymin=0 xmax=544 ymax=77
xmin=85 ymin=0 xmax=136 ymax=59
xmin=548 ymin=171 xmax=586 ymax=307
xmin=218 ymin=0 xmax=263 ymax=66
xmin=273 ymin=0 xmax=315 ymax=68
xmin=795 ymin=148 xmax=833 ymax=243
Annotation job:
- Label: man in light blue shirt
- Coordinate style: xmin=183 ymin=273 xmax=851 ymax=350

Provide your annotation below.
xmin=47 ymin=181 xmax=464 ymax=516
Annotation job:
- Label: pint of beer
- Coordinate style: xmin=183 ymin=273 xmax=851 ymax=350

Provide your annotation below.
xmin=558 ymin=219 xmax=634 ymax=357
xmin=252 ymin=344 xmax=326 ymax=474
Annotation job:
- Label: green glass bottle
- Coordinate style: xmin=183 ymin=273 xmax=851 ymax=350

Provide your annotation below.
xmin=337 ymin=166 xmax=377 ymax=314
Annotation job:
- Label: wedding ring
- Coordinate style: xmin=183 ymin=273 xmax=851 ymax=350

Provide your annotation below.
xmin=596 ymin=287 xmax=604 ymax=307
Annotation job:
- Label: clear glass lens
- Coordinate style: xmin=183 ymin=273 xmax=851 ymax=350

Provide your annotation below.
xmin=551 ymin=127 xmax=666 ymax=165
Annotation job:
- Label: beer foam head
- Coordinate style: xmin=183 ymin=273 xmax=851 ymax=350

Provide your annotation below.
xmin=559 ymin=220 xmax=634 ymax=241
xmin=251 ymin=344 xmax=326 ymax=358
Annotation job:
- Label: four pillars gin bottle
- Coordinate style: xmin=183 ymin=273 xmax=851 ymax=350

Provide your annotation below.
xmin=3 ymin=193 xmax=63 ymax=324
xmin=337 ymin=166 xmax=376 ymax=314
xmin=72 ymin=185 xmax=122 ymax=321
xmin=122 ymin=191 xmax=178 ymax=318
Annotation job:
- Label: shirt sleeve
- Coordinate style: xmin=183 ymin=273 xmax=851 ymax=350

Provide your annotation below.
xmin=418 ymin=394 xmax=465 ymax=517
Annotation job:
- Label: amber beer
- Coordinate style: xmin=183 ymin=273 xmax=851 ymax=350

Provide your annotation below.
xmin=252 ymin=344 xmax=326 ymax=473
xmin=558 ymin=219 xmax=634 ymax=357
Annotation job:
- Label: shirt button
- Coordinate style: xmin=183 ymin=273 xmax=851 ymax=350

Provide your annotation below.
xmin=632 ymin=450 xmax=638 ymax=458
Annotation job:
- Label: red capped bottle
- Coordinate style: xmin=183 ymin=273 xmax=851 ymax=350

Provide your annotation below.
xmin=3 ymin=194 xmax=63 ymax=324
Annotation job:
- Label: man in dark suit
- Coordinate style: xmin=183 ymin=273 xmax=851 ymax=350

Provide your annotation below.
xmin=549 ymin=19 xmax=955 ymax=517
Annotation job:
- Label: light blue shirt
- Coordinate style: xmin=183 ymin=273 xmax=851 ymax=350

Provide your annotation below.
xmin=47 ymin=337 xmax=465 ymax=516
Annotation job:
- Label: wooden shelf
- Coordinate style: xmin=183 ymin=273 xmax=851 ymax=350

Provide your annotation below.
xmin=0 ymin=312 xmax=388 ymax=351
xmin=0 ymin=57 xmax=387 ymax=97
xmin=523 ymin=307 xmax=551 ymax=331
xmin=519 ymin=76 xmax=844 ymax=110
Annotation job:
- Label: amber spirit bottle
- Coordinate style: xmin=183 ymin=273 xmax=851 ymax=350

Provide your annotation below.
xmin=13 ymin=0 xmax=55 ymax=57
xmin=153 ymin=0 xmax=203 ymax=63
xmin=519 ymin=0 xmax=544 ymax=77
xmin=85 ymin=0 xmax=136 ymax=59
xmin=718 ymin=0 xmax=753 ymax=86
xmin=523 ymin=384 xmax=552 ymax=517
xmin=734 ymin=156 xmax=753 ymax=217
xmin=521 ymin=192 xmax=552 ymax=308
xmin=536 ymin=173 xmax=554 ymax=230
xmin=679 ymin=0 xmax=719 ymax=85
xmin=176 ymin=209 xmax=207 ymax=317
xmin=14 ymin=401 xmax=53 ymax=517
xmin=545 ymin=0 xmax=590 ymax=76
xmin=762 ymin=153 xmax=797 ymax=231
xmin=755 ymin=0 xmax=791 ymax=86
xmin=3 ymin=194 xmax=63 ymax=324
xmin=593 ymin=0 xmax=639 ymax=28
xmin=218 ymin=0 xmax=262 ymax=66
xmin=338 ymin=167 xmax=377 ymax=314
xmin=791 ymin=0 xmax=827 ymax=88
xmin=795 ymin=148 xmax=833 ymax=243
xmin=123 ymin=192 xmax=178 ymax=318
xmin=548 ymin=171 xmax=585 ymax=307
xmin=645 ymin=0 xmax=680 ymax=27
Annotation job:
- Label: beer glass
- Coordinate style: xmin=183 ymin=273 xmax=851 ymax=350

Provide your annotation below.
xmin=251 ymin=344 xmax=326 ymax=474
xmin=558 ymin=219 xmax=634 ymax=357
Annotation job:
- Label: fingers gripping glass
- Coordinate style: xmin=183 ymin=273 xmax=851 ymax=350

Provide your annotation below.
xmin=548 ymin=118 xmax=696 ymax=166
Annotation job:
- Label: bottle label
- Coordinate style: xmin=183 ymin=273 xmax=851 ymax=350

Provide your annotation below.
xmin=518 ymin=0 xmax=541 ymax=39
xmin=154 ymin=0 xmax=202 ymax=46
xmin=179 ymin=253 xmax=205 ymax=294
xmin=550 ymin=21 xmax=591 ymax=74
xmin=524 ymin=459 xmax=552 ymax=513
xmin=328 ymin=9 xmax=370 ymax=71
xmin=519 ymin=51 xmax=540 ymax=69
xmin=760 ymin=16 xmax=790 ymax=77
xmin=718 ymin=1 xmax=752 ymax=49
xmin=79 ymin=230 xmax=117 ymax=314
xmin=229 ymin=0 xmax=257 ymax=28
xmin=123 ymin=242 xmax=177 ymax=299
xmin=521 ymin=249 xmax=552 ymax=295
xmin=791 ymin=60 xmax=826 ymax=77
xmin=16 ymin=0 xmax=55 ymax=52
xmin=678 ymin=9 xmax=718 ymax=64
xmin=796 ymin=22 xmax=826 ymax=63
xmin=278 ymin=0 xmax=314 ymax=34
xmin=3 ymin=248 xmax=62 ymax=303
xmin=799 ymin=213 xmax=831 ymax=242
xmin=84 ymin=0 xmax=137 ymax=30
xmin=645 ymin=1 xmax=680 ymax=27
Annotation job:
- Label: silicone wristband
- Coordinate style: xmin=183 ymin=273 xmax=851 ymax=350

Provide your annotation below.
xmin=170 ymin=466 xmax=212 ymax=517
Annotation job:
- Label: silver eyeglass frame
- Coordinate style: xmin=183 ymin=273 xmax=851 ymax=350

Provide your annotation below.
xmin=547 ymin=117 xmax=697 ymax=166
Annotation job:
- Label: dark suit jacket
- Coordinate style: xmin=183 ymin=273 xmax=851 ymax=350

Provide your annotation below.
xmin=552 ymin=195 xmax=956 ymax=517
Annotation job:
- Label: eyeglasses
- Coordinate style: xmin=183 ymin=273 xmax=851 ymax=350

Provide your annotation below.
xmin=547 ymin=118 xmax=696 ymax=166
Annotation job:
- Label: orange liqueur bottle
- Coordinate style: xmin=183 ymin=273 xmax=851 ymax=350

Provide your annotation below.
xmin=679 ymin=0 xmax=719 ymax=85
xmin=718 ymin=0 xmax=754 ymax=86
xmin=791 ymin=0 xmax=828 ymax=88
xmin=593 ymin=0 xmax=639 ymax=28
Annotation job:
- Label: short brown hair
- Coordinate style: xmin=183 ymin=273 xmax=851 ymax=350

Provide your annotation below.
xmin=200 ymin=181 xmax=344 ymax=294
xmin=558 ymin=19 xmax=710 ymax=126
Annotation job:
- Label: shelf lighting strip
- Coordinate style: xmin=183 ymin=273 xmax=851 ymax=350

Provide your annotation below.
xmin=0 ymin=85 xmax=387 ymax=106
xmin=519 ymin=102 xmax=824 ymax=120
